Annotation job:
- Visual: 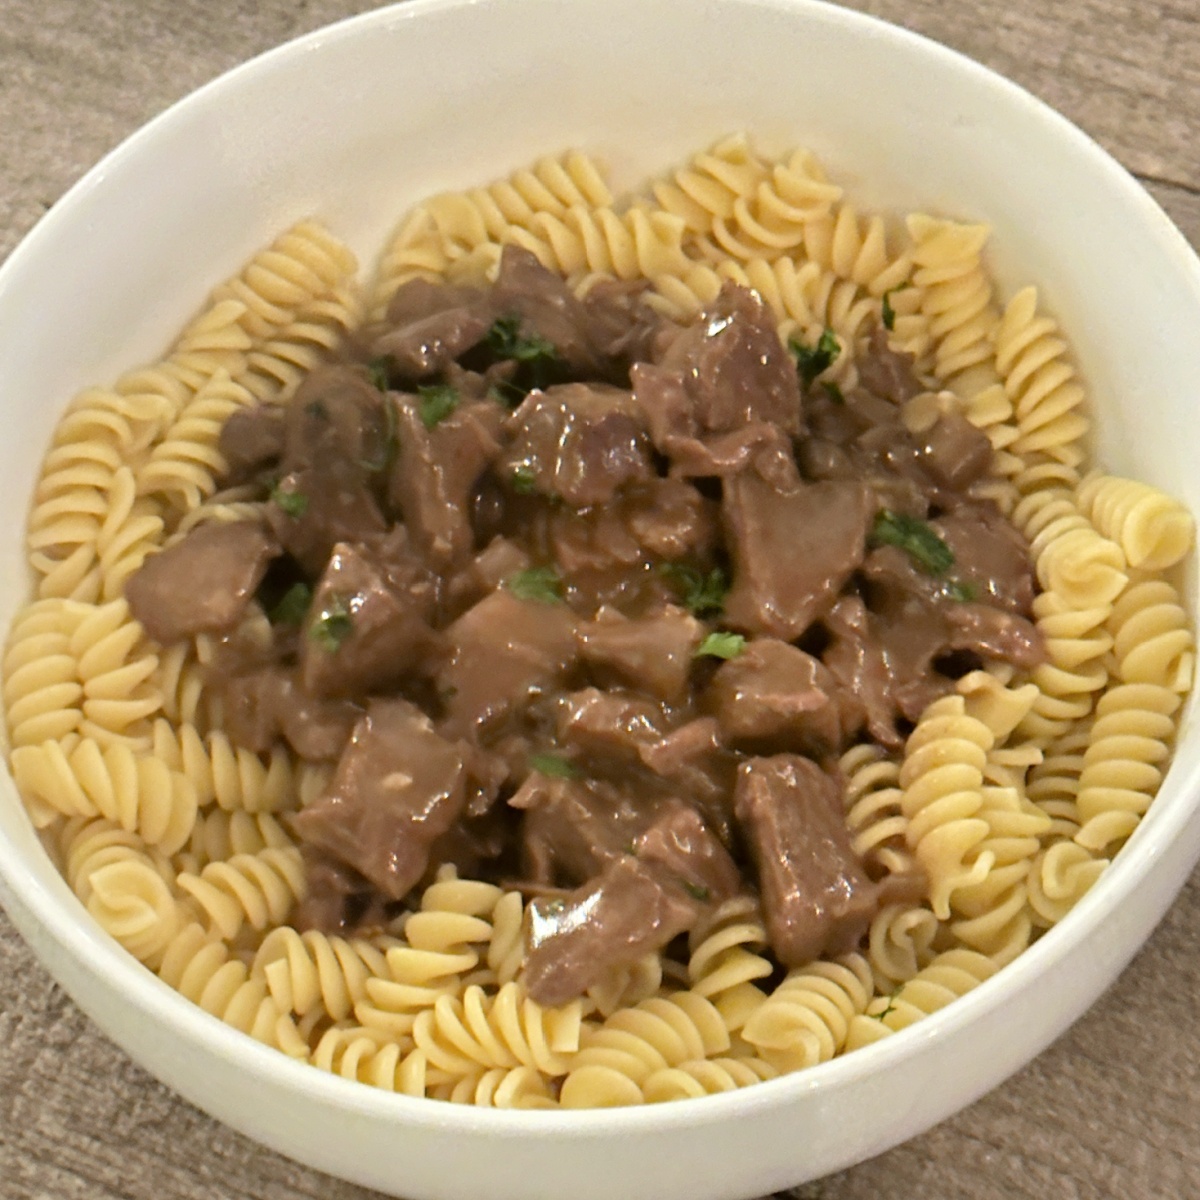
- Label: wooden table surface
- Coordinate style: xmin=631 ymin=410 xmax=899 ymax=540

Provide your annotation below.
xmin=2 ymin=2 xmax=1199 ymax=1198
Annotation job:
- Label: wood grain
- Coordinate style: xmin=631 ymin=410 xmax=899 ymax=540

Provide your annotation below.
xmin=1 ymin=2 xmax=1198 ymax=1199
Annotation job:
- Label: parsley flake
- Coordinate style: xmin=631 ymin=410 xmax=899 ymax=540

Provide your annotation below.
xmin=870 ymin=509 xmax=955 ymax=577
xmin=660 ymin=563 xmax=728 ymax=618
xmin=417 ymin=383 xmax=461 ymax=430
xmin=870 ymin=987 xmax=903 ymax=1021
xmin=271 ymin=482 xmax=308 ymax=519
xmin=822 ymin=381 xmax=845 ymax=405
xmin=510 ymin=466 xmax=539 ymax=495
xmin=486 ymin=315 xmax=559 ymax=363
xmin=506 ymin=566 xmax=564 ymax=604
xmin=944 ymin=579 xmax=977 ymax=603
xmin=309 ymin=594 xmax=354 ymax=653
xmin=270 ymin=582 xmax=312 ymax=627
xmin=529 ymin=753 xmax=580 ymax=780
xmin=881 ymin=284 xmax=910 ymax=333
xmin=682 ymin=881 xmax=711 ymax=902
xmin=366 ymin=356 xmax=392 ymax=392
xmin=695 ymin=631 xmax=746 ymax=660
xmin=788 ymin=328 xmax=841 ymax=388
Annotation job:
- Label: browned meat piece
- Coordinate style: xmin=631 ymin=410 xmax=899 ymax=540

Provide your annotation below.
xmin=706 ymin=638 xmax=844 ymax=754
xmin=372 ymin=278 xmax=496 ymax=379
xmin=126 ymin=521 xmax=279 ymax=645
xmin=220 ymin=665 xmax=362 ymax=760
xmin=576 ymin=605 xmax=703 ymax=703
xmin=218 ymin=405 xmax=285 ymax=482
xmin=300 ymin=531 xmax=438 ymax=699
xmin=501 ymin=383 xmax=653 ymax=507
xmin=553 ymin=688 xmax=677 ymax=761
xmin=387 ymin=394 xmax=504 ymax=567
xmin=636 ymin=717 xmax=739 ymax=843
xmin=523 ymin=799 xmax=735 ymax=1006
xmin=722 ymin=474 xmax=874 ymax=640
xmin=734 ymin=755 xmax=879 ymax=967
xmin=436 ymin=588 xmax=578 ymax=739
xmin=515 ymin=776 xmax=653 ymax=885
xmin=290 ymin=845 xmax=380 ymax=935
xmin=619 ymin=477 xmax=719 ymax=561
xmin=822 ymin=595 xmax=895 ymax=746
xmin=935 ymin=506 xmax=1038 ymax=614
xmin=855 ymin=326 xmax=923 ymax=404
xmin=523 ymin=855 xmax=703 ymax=1007
xmin=579 ymin=278 xmax=663 ymax=366
xmin=917 ymin=411 xmax=994 ymax=491
xmin=269 ymin=366 xmax=389 ymax=573
xmin=292 ymin=699 xmax=471 ymax=901
xmin=945 ymin=602 xmax=1044 ymax=668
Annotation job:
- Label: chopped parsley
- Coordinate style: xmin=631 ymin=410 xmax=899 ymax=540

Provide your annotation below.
xmin=694 ymin=631 xmax=746 ymax=660
xmin=822 ymin=381 xmax=845 ymax=405
xmin=660 ymin=563 xmax=727 ymax=618
xmin=417 ymin=383 xmax=461 ymax=430
xmin=483 ymin=315 xmax=567 ymax=403
xmin=309 ymin=594 xmax=354 ymax=653
xmin=270 ymin=482 xmax=308 ymax=519
xmin=486 ymin=315 xmax=559 ymax=363
xmin=359 ymin=391 xmax=399 ymax=474
xmin=510 ymin=465 xmax=539 ymax=495
xmin=944 ymin=579 xmax=977 ymax=603
xmin=881 ymin=284 xmax=909 ymax=333
xmin=682 ymin=881 xmax=711 ymax=902
xmin=870 ymin=987 xmax=903 ymax=1021
xmin=788 ymin=328 xmax=841 ymax=388
xmin=506 ymin=566 xmax=564 ymax=604
xmin=366 ymin=355 xmax=392 ymax=391
xmin=270 ymin=582 xmax=312 ymax=627
xmin=870 ymin=509 xmax=955 ymax=577
xmin=529 ymin=753 xmax=580 ymax=780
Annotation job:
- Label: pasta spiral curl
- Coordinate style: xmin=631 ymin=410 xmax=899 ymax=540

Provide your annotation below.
xmin=60 ymin=816 xmax=182 ymax=968
xmin=866 ymin=903 xmax=940 ymax=993
xmin=311 ymin=1026 xmax=431 ymax=1096
xmin=3 ymin=599 xmax=86 ymax=749
xmin=898 ymin=695 xmax=996 ymax=919
xmin=585 ymin=954 xmax=664 ymax=1020
xmin=1076 ymin=473 xmax=1194 ymax=572
xmin=159 ymin=922 xmax=308 ymax=1057
xmin=799 ymin=204 xmax=914 ymax=297
xmin=641 ymin=1055 xmax=778 ymax=1103
xmin=558 ymin=993 xmax=729 ymax=1108
xmin=1025 ymin=724 xmax=1091 ymax=840
xmin=844 ymin=949 xmax=999 ymax=1050
xmin=1107 ymin=578 xmax=1194 ymax=692
xmin=650 ymin=134 xmax=772 ymax=236
xmin=437 ymin=1065 xmax=558 ymax=1109
xmin=178 ymin=809 xmax=294 ymax=873
xmin=176 ymin=845 xmax=306 ymax=940
xmin=93 ymin=468 xmax=165 ymax=602
xmin=841 ymin=742 xmax=912 ymax=877
xmin=1026 ymin=841 xmax=1109 ymax=929
xmin=740 ymin=954 xmax=874 ymax=1072
xmin=11 ymin=736 xmax=197 ymax=855
xmin=685 ymin=896 xmax=774 ymax=1032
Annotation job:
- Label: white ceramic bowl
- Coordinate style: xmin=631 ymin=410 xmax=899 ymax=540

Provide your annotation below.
xmin=1 ymin=1 xmax=1198 ymax=1197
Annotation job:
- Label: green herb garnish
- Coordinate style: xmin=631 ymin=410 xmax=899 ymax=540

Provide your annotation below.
xmin=660 ymin=563 xmax=727 ymax=618
xmin=682 ymin=881 xmax=712 ymax=902
xmin=788 ymin=328 xmax=841 ymax=388
xmin=944 ymin=579 xmax=977 ymax=603
xmin=870 ymin=987 xmax=903 ymax=1021
xmin=694 ymin=631 xmax=746 ymax=660
xmin=510 ymin=466 xmax=539 ymax=495
xmin=506 ymin=566 xmax=564 ymax=604
xmin=881 ymin=284 xmax=910 ymax=333
xmin=822 ymin=381 xmax=845 ymax=405
xmin=417 ymin=383 xmax=461 ymax=430
xmin=271 ymin=482 xmax=308 ymax=519
xmin=309 ymin=594 xmax=354 ymax=653
xmin=270 ymin=582 xmax=312 ymax=627
xmin=529 ymin=753 xmax=580 ymax=780
xmin=486 ymin=315 xmax=559 ymax=363
xmin=870 ymin=509 xmax=955 ymax=577
xmin=366 ymin=356 xmax=392 ymax=392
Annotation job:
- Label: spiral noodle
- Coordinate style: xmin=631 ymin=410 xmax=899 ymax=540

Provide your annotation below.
xmin=685 ymin=895 xmax=773 ymax=1031
xmin=649 ymin=134 xmax=773 ymax=237
xmin=1077 ymin=472 xmax=1195 ymax=572
xmin=740 ymin=954 xmax=874 ymax=1072
xmin=841 ymin=742 xmax=912 ymax=877
xmin=641 ymin=1055 xmax=778 ymax=1102
xmin=179 ymin=809 xmax=294 ymax=872
xmin=1026 ymin=841 xmax=1109 ymax=928
xmin=3 ymin=599 xmax=87 ymax=749
xmin=1025 ymin=724 xmax=1092 ymax=840
xmin=176 ymin=845 xmax=307 ymax=940
xmin=866 ymin=904 xmax=940 ymax=993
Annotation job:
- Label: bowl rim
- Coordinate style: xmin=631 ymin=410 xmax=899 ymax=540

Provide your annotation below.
xmin=2 ymin=0 xmax=1200 ymax=1140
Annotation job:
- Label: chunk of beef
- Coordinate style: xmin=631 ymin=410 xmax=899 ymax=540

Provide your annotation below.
xmin=579 ymin=278 xmax=663 ymax=367
xmin=126 ymin=520 xmax=279 ymax=645
xmin=855 ymin=326 xmax=923 ymax=404
xmin=388 ymin=394 xmax=504 ymax=567
xmin=632 ymin=797 xmax=740 ymax=905
xmin=523 ymin=855 xmax=703 ymax=1007
xmin=734 ymin=755 xmax=879 ymax=967
xmin=917 ymin=411 xmax=994 ymax=491
xmin=292 ymin=699 xmax=470 ymax=900
xmin=822 ymin=595 xmax=896 ymax=746
xmin=217 ymin=405 xmax=285 ymax=482
xmin=553 ymin=688 xmax=677 ymax=762
xmin=577 ymin=605 xmax=703 ymax=703
xmin=501 ymin=383 xmax=653 ymax=507
xmin=545 ymin=504 xmax=652 ymax=613
xmin=300 ymin=530 xmax=438 ymax=699
xmin=636 ymin=717 xmax=739 ymax=844
xmin=619 ymin=478 xmax=718 ymax=561
xmin=290 ymin=845 xmax=383 ymax=935
xmin=372 ymin=278 xmax=495 ymax=379
xmin=436 ymin=588 xmax=578 ymax=739
xmin=706 ymin=638 xmax=844 ymax=754
xmin=935 ymin=506 xmax=1038 ymax=615
xmin=722 ymin=474 xmax=874 ymax=639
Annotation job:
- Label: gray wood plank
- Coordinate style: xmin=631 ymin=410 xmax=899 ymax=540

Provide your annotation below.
xmin=1 ymin=2 xmax=1198 ymax=1199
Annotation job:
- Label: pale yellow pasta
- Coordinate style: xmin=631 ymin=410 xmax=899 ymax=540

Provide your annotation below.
xmin=840 ymin=742 xmax=911 ymax=877
xmin=865 ymin=903 xmax=940 ymax=993
xmin=1077 ymin=472 xmax=1195 ymax=572
xmin=649 ymin=134 xmax=773 ymax=236
xmin=684 ymin=896 xmax=773 ymax=1032
xmin=641 ymin=1055 xmax=778 ymax=1102
xmin=176 ymin=845 xmax=307 ymax=940
xmin=3 ymin=599 xmax=87 ymax=749
xmin=1026 ymin=841 xmax=1109 ymax=928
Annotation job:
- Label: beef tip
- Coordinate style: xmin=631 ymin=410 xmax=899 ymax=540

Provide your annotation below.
xmin=290 ymin=845 xmax=382 ymax=935
xmin=372 ymin=278 xmax=495 ymax=379
xmin=636 ymin=717 xmax=739 ymax=844
xmin=217 ymin=405 xmax=285 ymax=483
xmin=554 ymin=688 xmax=677 ymax=762
xmin=655 ymin=282 xmax=802 ymax=436
xmin=388 ymin=394 xmax=505 ymax=567
xmin=579 ymin=278 xmax=663 ymax=366
xmin=491 ymin=246 xmax=600 ymax=373
xmin=706 ymin=638 xmax=844 ymax=754
xmin=822 ymin=595 xmax=893 ymax=747
xmin=126 ymin=520 xmax=279 ymax=645
xmin=855 ymin=326 xmax=923 ymax=404
xmin=219 ymin=665 xmax=362 ymax=760
xmin=944 ymin=602 xmax=1044 ymax=669
xmin=292 ymin=699 xmax=471 ymax=901
xmin=444 ymin=536 xmax=531 ymax=617
xmin=917 ymin=411 xmax=994 ymax=491
xmin=545 ymin=505 xmax=653 ymax=613
xmin=436 ymin=588 xmax=578 ymax=740
xmin=523 ymin=855 xmax=704 ymax=1008
xmin=632 ymin=797 xmax=740 ymax=906
xmin=722 ymin=474 xmax=874 ymax=640
xmin=734 ymin=755 xmax=879 ymax=967
xmin=501 ymin=383 xmax=653 ymax=507
xmin=935 ymin=506 xmax=1038 ymax=615
xmin=515 ymin=776 xmax=653 ymax=886
xmin=576 ymin=605 xmax=703 ymax=703
xmin=619 ymin=478 xmax=718 ymax=561
xmin=300 ymin=530 xmax=438 ymax=699
xmin=269 ymin=366 xmax=389 ymax=573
